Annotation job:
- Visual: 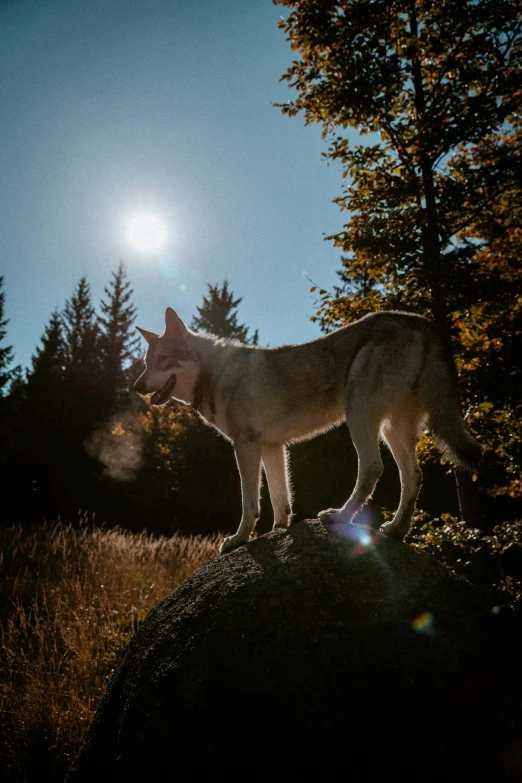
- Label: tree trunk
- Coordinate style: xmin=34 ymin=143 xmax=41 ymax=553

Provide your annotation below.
xmin=409 ymin=0 xmax=478 ymax=525
xmin=454 ymin=469 xmax=480 ymax=526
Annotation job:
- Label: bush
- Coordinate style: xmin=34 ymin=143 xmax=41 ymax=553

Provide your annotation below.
xmin=408 ymin=511 xmax=522 ymax=610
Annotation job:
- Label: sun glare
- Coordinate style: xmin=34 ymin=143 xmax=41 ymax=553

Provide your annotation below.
xmin=126 ymin=212 xmax=169 ymax=254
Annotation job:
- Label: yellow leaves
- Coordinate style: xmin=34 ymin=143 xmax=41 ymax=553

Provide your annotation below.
xmin=489 ymin=473 xmax=522 ymax=500
xmin=157 ymin=443 xmax=173 ymax=458
xmin=314 ymin=286 xmax=391 ymax=331
xmin=459 ymin=356 xmax=481 ymax=371
xmin=408 ymin=511 xmax=522 ymax=606
xmin=441 ymin=512 xmax=457 ymax=526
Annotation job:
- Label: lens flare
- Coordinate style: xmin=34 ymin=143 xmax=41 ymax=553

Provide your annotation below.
xmin=412 ymin=611 xmax=434 ymax=634
xmin=330 ymin=510 xmax=376 ymax=556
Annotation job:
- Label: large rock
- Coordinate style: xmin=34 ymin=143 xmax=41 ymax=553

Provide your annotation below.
xmin=68 ymin=520 xmax=521 ymax=781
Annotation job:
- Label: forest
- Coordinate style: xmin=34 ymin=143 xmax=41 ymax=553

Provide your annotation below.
xmin=1 ymin=1 xmax=522 ymax=779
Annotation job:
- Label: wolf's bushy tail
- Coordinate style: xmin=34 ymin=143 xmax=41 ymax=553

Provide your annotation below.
xmin=420 ymin=337 xmax=482 ymax=471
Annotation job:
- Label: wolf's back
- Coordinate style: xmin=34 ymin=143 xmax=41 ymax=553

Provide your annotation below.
xmin=419 ymin=332 xmax=481 ymax=471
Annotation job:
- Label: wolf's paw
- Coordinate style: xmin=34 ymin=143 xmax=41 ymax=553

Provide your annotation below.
xmin=379 ymin=521 xmax=407 ymax=541
xmin=219 ymin=534 xmax=246 ymax=554
xmin=318 ymin=508 xmax=343 ymax=525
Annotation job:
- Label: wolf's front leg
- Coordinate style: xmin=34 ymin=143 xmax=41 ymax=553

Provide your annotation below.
xmin=262 ymin=443 xmax=292 ymax=529
xmin=220 ymin=436 xmax=262 ymax=554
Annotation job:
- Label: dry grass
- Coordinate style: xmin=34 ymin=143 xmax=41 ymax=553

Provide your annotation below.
xmin=0 ymin=517 xmax=220 ymax=782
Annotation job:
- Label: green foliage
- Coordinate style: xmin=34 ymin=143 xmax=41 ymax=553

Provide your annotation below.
xmin=191 ymin=280 xmax=259 ymax=344
xmin=276 ymin=0 xmax=522 ymax=503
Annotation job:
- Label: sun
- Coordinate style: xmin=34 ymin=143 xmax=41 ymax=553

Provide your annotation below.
xmin=126 ymin=212 xmax=169 ymax=254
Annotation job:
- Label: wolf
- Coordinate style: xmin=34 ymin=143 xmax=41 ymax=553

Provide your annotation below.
xmin=134 ymin=307 xmax=481 ymax=553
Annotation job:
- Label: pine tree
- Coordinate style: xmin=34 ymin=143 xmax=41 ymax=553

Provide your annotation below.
xmin=14 ymin=311 xmax=69 ymax=519
xmin=0 ymin=277 xmax=16 ymax=500
xmin=0 ymin=276 xmax=14 ymax=395
xmin=62 ymin=276 xmax=99 ymax=372
xmin=60 ymin=276 xmax=105 ymax=453
xmin=98 ymin=262 xmax=140 ymax=412
xmin=0 ymin=278 xmax=18 ymax=514
xmin=28 ymin=310 xmax=66 ymax=391
xmin=191 ymin=281 xmax=259 ymax=344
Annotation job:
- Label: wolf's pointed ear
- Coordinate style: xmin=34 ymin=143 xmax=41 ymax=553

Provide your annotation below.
xmin=165 ymin=307 xmax=187 ymax=336
xmin=136 ymin=326 xmax=159 ymax=346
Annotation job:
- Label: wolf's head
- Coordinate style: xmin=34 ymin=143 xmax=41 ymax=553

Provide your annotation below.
xmin=134 ymin=308 xmax=197 ymax=406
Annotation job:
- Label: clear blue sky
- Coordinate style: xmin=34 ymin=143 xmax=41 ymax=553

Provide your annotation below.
xmin=1 ymin=0 xmax=354 ymax=368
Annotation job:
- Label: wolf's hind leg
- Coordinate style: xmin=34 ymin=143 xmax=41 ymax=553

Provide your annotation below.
xmin=380 ymin=416 xmax=423 ymax=540
xmin=318 ymin=412 xmax=383 ymax=526
xmin=319 ymin=346 xmax=385 ymax=526
xmin=220 ymin=436 xmax=262 ymax=554
xmin=262 ymin=444 xmax=292 ymax=530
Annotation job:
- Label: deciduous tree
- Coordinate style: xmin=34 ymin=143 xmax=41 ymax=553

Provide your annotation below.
xmin=275 ymin=0 xmax=522 ymax=516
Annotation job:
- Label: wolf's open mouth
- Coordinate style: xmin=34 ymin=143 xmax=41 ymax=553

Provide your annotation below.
xmin=150 ymin=374 xmax=177 ymax=406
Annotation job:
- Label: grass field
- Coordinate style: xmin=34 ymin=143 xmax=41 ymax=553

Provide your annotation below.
xmin=0 ymin=517 xmax=219 ymax=782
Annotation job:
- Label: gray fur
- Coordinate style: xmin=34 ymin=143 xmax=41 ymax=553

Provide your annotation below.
xmin=134 ymin=308 xmax=481 ymax=552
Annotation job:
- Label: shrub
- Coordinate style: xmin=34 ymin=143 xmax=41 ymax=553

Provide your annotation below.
xmin=408 ymin=511 xmax=522 ymax=610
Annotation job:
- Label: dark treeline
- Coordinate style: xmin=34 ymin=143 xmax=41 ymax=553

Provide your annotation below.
xmin=0 ymin=270 xmax=519 ymax=540
xmin=0 ymin=271 xmax=418 ymax=535
xmin=1 ymin=266 xmax=142 ymax=527
xmin=0 ymin=274 xmax=259 ymax=535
